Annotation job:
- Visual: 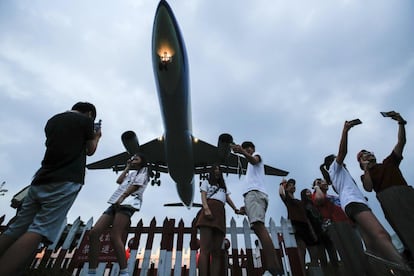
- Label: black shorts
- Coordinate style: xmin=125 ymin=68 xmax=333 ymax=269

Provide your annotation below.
xmin=345 ymin=202 xmax=371 ymax=222
xmin=103 ymin=204 xmax=136 ymax=218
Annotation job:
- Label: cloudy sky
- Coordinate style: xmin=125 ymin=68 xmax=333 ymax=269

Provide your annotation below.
xmin=1 ymin=0 xmax=413 ymax=240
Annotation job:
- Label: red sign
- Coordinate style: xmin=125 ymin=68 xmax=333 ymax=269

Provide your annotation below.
xmin=73 ymin=230 xmax=118 ymax=262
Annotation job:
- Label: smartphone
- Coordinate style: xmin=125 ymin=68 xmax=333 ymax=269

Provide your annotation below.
xmin=349 ymin=118 xmax=362 ymax=125
xmin=94 ymin=119 xmax=102 ymax=132
xmin=380 ymin=111 xmax=396 ymax=117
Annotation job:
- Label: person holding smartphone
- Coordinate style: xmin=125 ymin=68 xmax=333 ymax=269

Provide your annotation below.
xmin=357 ymin=111 xmax=414 ymax=261
xmin=322 ymin=120 xmax=410 ymax=272
xmin=87 ymin=153 xmax=149 ymax=276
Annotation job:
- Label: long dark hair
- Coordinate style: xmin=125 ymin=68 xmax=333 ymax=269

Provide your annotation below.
xmin=300 ymin=189 xmax=312 ymax=204
xmin=208 ymin=165 xmax=227 ymax=192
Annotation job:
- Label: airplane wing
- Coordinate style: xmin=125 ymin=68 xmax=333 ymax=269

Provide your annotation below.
xmin=164 ymin=202 xmax=202 ymax=208
xmin=193 ymin=139 xmax=289 ymax=177
xmin=87 ymin=136 xmax=288 ymax=177
xmin=87 ymin=138 xmax=168 ymax=173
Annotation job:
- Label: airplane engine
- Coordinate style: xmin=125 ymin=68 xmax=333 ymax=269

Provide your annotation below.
xmin=121 ymin=131 xmax=140 ymax=155
xmin=217 ymin=133 xmax=234 ymax=162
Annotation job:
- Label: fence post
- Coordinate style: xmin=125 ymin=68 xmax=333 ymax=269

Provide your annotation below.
xmin=174 ymin=219 xmax=185 ymax=276
xmin=242 ymin=217 xmax=255 ymax=275
xmin=229 ymin=217 xmax=241 ymax=275
xmin=189 ymin=218 xmax=199 ymax=276
xmin=158 ymin=217 xmax=174 ymax=276
xmin=128 ymin=219 xmax=143 ymax=275
xmin=269 ymin=218 xmax=285 ymax=276
xmin=281 ymin=217 xmax=304 ymax=276
xmin=68 ymin=217 xmax=93 ymax=274
xmin=53 ymin=216 xmax=83 ymax=270
xmin=140 ymin=217 xmax=157 ymax=276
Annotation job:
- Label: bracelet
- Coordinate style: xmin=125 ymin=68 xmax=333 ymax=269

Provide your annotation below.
xmin=399 ymin=120 xmax=407 ymax=125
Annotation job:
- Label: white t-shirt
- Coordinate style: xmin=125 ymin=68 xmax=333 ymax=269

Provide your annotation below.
xmin=329 ymin=160 xmax=368 ymax=211
xmin=200 ymin=180 xmax=228 ymax=204
xmin=243 ymin=151 xmax=267 ymax=195
xmin=108 ymin=167 xmax=149 ymax=205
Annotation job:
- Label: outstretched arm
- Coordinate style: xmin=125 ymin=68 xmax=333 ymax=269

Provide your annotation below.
xmin=391 ymin=112 xmax=406 ymax=157
xmin=337 ymin=120 xmax=361 ymax=165
xmin=232 ymin=145 xmax=261 ymax=164
xmin=226 ymin=195 xmax=240 ymax=214
xmin=336 ymin=121 xmax=353 ymax=165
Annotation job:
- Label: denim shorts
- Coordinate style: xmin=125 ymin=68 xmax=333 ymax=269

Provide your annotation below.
xmin=244 ymin=190 xmax=268 ymax=225
xmin=4 ymin=182 xmax=82 ymax=244
xmin=103 ymin=205 xmax=136 ymax=218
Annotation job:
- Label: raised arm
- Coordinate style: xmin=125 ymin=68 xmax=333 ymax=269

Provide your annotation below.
xmin=232 ymin=144 xmax=261 ymax=165
xmin=86 ymin=130 xmax=101 ymax=156
xmin=391 ymin=112 xmax=407 ymax=157
xmin=336 ymin=121 xmax=351 ymax=165
xmin=116 ymin=161 xmax=131 ymax=184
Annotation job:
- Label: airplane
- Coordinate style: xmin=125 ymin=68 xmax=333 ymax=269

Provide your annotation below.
xmin=86 ymin=0 xmax=288 ymax=207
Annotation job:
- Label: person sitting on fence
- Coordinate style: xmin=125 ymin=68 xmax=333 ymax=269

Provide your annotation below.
xmin=87 ymin=153 xmax=149 ymax=276
xmin=279 ymin=178 xmax=318 ymax=275
xmin=196 ymin=165 xmax=240 ymax=276
xmin=232 ymin=141 xmax=284 ymax=276
xmin=322 ymin=120 xmax=411 ymax=272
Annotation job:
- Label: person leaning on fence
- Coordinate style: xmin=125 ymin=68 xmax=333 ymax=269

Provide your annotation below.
xmin=232 ymin=141 xmax=284 ymax=276
xmin=322 ymin=120 xmax=411 ymax=272
xmin=357 ymin=112 xmax=414 ymax=262
xmin=279 ymin=178 xmax=318 ymax=274
xmin=87 ymin=153 xmax=149 ymax=276
xmin=0 ymin=102 xmax=101 ymax=276
xmin=196 ymin=165 xmax=240 ymax=276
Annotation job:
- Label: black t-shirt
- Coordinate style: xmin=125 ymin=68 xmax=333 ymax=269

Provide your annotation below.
xmin=31 ymin=111 xmax=94 ymax=185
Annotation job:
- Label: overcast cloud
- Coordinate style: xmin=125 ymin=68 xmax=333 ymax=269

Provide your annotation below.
xmin=1 ymin=0 xmax=413 ymax=238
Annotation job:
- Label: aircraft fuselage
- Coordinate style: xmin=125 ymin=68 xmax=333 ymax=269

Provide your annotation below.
xmin=152 ymin=0 xmax=194 ymax=206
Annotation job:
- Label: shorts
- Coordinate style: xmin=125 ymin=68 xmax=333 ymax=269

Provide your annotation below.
xmin=244 ymin=190 xmax=268 ymax=225
xmin=4 ymin=181 xmax=82 ymax=244
xmin=344 ymin=202 xmax=371 ymax=222
xmin=103 ymin=205 xmax=136 ymax=218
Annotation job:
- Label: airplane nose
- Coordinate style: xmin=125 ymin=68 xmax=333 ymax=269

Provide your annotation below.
xmin=176 ymin=179 xmax=194 ymax=207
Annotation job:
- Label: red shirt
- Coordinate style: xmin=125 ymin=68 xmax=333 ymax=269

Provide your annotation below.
xmin=311 ymin=192 xmax=351 ymax=223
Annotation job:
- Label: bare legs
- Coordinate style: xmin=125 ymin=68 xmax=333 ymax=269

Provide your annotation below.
xmin=354 ymin=210 xmax=406 ymax=265
xmin=88 ymin=213 xmax=130 ymax=270
xmin=198 ymin=226 xmax=225 ymax=276
xmin=252 ymin=222 xmax=283 ymax=275
xmin=0 ymin=232 xmax=43 ymax=275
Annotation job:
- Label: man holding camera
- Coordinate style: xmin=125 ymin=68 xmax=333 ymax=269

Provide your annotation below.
xmin=0 ymin=102 xmax=102 ymax=275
